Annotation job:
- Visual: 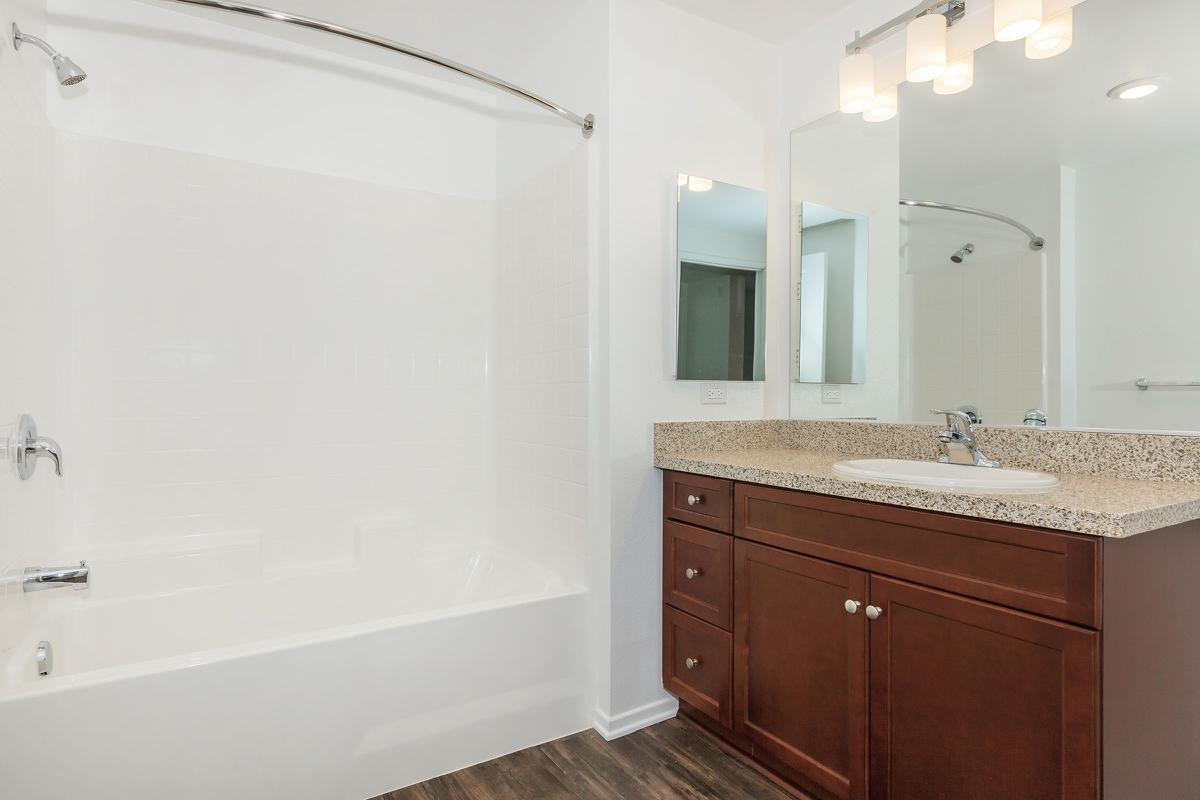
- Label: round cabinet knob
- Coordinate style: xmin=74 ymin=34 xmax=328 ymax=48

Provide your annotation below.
xmin=685 ymin=568 xmax=702 ymax=580
xmin=844 ymin=599 xmax=862 ymax=615
xmin=865 ymin=605 xmax=884 ymax=621
xmin=685 ymin=657 xmax=701 ymax=670
xmin=686 ymin=494 xmax=704 ymax=507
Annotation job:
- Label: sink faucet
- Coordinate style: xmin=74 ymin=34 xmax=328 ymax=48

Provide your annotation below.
xmin=931 ymin=409 xmax=1001 ymax=468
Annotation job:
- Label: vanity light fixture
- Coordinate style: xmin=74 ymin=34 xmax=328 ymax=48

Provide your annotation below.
xmin=994 ymin=0 xmax=1043 ymax=42
xmin=906 ymin=13 xmax=948 ymax=82
xmin=1107 ymin=77 xmax=1164 ymax=100
xmin=934 ymin=51 xmax=975 ymax=94
xmin=839 ymin=51 xmax=876 ymax=114
xmin=678 ymin=173 xmax=689 ymax=187
xmin=1026 ymin=8 xmax=1073 ymax=59
xmin=687 ymin=176 xmax=713 ymax=192
xmin=863 ymin=86 xmax=898 ymax=122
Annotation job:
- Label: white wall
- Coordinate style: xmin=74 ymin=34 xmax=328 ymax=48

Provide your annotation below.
xmin=601 ymin=0 xmax=778 ymax=729
xmin=1075 ymin=141 xmax=1200 ymax=431
xmin=0 ymin=0 xmax=61 ymax=663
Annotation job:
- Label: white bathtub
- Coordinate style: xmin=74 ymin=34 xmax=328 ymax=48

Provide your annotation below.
xmin=0 ymin=542 xmax=589 ymax=800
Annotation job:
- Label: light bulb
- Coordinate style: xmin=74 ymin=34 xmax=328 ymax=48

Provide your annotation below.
xmin=934 ymin=52 xmax=975 ymax=95
xmin=906 ymin=13 xmax=947 ymax=83
xmin=839 ymin=52 xmax=876 ymax=114
xmin=1025 ymin=8 xmax=1072 ymax=59
xmin=863 ymin=87 xmax=898 ymax=123
xmin=995 ymin=0 xmax=1043 ymax=42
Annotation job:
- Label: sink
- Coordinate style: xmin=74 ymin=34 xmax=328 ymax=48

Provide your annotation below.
xmin=832 ymin=458 xmax=1060 ymax=494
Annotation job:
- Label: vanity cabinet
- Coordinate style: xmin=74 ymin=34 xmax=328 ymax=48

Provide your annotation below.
xmin=662 ymin=470 xmax=1200 ymax=800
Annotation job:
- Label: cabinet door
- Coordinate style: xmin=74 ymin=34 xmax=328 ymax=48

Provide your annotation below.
xmin=734 ymin=540 xmax=868 ymax=800
xmin=868 ymin=576 xmax=1099 ymax=800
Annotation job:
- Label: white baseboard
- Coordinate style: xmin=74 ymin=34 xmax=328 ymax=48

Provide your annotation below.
xmin=592 ymin=695 xmax=679 ymax=741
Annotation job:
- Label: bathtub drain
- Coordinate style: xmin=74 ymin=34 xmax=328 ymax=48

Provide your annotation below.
xmin=36 ymin=640 xmax=53 ymax=677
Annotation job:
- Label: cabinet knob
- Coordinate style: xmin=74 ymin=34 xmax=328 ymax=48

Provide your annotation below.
xmin=865 ymin=605 xmax=884 ymax=621
xmin=686 ymin=494 xmax=704 ymax=507
xmin=685 ymin=567 xmax=702 ymax=580
xmin=685 ymin=657 xmax=701 ymax=670
xmin=844 ymin=599 xmax=862 ymax=615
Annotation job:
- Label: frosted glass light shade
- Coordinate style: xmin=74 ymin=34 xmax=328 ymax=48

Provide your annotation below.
xmin=995 ymin=0 xmax=1043 ymax=42
xmin=839 ymin=52 xmax=876 ymax=114
xmin=688 ymin=176 xmax=713 ymax=192
xmin=934 ymin=52 xmax=975 ymax=95
xmin=906 ymin=14 xmax=947 ymax=83
xmin=863 ymin=87 xmax=898 ymax=123
xmin=1026 ymin=8 xmax=1073 ymax=59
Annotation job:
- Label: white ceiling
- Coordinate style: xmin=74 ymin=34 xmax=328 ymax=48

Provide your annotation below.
xmin=656 ymin=0 xmax=847 ymax=44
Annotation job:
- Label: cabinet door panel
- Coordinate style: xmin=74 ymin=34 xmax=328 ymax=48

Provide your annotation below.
xmin=868 ymin=576 xmax=1099 ymax=800
xmin=734 ymin=540 xmax=868 ymax=800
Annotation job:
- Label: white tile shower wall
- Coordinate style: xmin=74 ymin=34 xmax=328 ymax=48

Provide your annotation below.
xmin=51 ymin=133 xmax=497 ymax=573
xmin=0 ymin=0 xmax=64 ymax=659
xmin=907 ymin=252 xmax=1045 ymax=425
xmin=496 ymin=148 xmax=589 ymax=582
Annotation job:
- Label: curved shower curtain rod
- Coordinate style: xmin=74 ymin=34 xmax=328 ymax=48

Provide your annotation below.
xmin=900 ymin=199 xmax=1046 ymax=250
xmin=154 ymin=0 xmax=596 ymax=138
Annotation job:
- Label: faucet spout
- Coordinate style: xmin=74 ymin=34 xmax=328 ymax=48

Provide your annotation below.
xmin=22 ymin=561 xmax=89 ymax=592
xmin=930 ymin=409 xmax=1001 ymax=468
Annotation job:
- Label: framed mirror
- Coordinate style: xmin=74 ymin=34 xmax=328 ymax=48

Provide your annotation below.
xmin=675 ymin=175 xmax=767 ymax=381
xmin=789 ymin=0 xmax=1200 ymax=433
xmin=793 ymin=203 xmax=869 ymax=385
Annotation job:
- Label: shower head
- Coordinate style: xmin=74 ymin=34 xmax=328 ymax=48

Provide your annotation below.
xmin=12 ymin=23 xmax=87 ymax=86
xmin=951 ymin=243 xmax=975 ymax=264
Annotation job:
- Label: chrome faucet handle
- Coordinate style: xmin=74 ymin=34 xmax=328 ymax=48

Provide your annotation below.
xmin=11 ymin=414 xmax=63 ymax=479
xmin=930 ymin=408 xmax=974 ymax=434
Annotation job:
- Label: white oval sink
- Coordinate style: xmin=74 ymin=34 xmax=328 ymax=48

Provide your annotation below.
xmin=832 ymin=458 xmax=1059 ymax=494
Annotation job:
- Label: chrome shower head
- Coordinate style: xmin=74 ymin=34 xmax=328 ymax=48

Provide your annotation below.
xmin=12 ymin=23 xmax=87 ymax=87
xmin=951 ymin=243 xmax=975 ymax=264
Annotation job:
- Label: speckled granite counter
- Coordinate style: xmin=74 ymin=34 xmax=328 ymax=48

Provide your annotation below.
xmin=654 ymin=421 xmax=1200 ymax=538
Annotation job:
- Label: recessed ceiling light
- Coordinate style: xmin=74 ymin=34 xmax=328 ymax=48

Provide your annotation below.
xmin=1107 ymin=77 xmax=1166 ymax=101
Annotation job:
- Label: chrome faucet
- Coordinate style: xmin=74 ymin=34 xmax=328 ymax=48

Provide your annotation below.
xmin=931 ymin=409 xmax=1001 ymax=468
xmin=22 ymin=561 xmax=89 ymax=592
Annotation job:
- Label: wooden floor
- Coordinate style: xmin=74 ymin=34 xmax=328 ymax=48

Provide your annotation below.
xmin=373 ymin=717 xmax=800 ymax=800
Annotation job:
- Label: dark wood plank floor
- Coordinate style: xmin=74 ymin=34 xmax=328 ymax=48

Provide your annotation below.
xmin=373 ymin=717 xmax=800 ymax=800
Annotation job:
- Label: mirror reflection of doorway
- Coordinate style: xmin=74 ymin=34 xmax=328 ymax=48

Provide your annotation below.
xmin=677 ymin=262 xmax=759 ymax=381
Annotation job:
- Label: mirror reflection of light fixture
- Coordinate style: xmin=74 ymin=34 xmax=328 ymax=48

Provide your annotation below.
xmin=1026 ymin=8 xmax=1073 ymax=59
xmin=1107 ymin=77 xmax=1165 ymax=101
xmin=934 ymin=51 xmax=975 ymax=95
xmin=906 ymin=13 xmax=947 ymax=83
xmin=688 ymin=176 xmax=713 ymax=192
xmin=863 ymin=86 xmax=898 ymax=123
xmin=678 ymin=173 xmax=689 ymax=187
xmin=994 ymin=0 xmax=1043 ymax=42
xmin=839 ymin=52 xmax=876 ymax=114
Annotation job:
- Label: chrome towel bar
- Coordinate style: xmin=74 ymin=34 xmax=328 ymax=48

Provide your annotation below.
xmin=1135 ymin=378 xmax=1200 ymax=390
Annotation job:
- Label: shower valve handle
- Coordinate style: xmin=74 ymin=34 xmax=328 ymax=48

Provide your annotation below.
xmin=10 ymin=414 xmax=63 ymax=479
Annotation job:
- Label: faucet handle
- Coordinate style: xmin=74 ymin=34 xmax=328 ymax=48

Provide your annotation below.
xmin=10 ymin=414 xmax=64 ymax=479
xmin=930 ymin=408 xmax=974 ymax=430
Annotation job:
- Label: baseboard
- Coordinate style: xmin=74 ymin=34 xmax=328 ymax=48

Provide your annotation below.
xmin=592 ymin=694 xmax=679 ymax=741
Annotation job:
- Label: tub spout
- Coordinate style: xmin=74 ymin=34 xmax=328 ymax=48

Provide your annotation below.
xmin=22 ymin=560 xmax=89 ymax=592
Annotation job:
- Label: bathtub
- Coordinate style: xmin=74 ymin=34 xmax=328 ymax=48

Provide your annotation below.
xmin=0 ymin=541 xmax=590 ymax=800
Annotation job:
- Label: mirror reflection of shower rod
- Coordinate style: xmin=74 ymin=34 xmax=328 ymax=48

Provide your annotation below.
xmin=900 ymin=199 xmax=1046 ymax=250
xmin=152 ymin=0 xmax=596 ymax=138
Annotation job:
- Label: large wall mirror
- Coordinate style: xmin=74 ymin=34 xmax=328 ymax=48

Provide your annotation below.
xmin=675 ymin=175 xmax=767 ymax=381
xmin=791 ymin=0 xmax=1200 ymax=433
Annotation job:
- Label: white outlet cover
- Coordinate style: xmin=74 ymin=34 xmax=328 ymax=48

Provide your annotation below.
xmin=821 ymin=385 xmax=842 ymax=404
xmin=701 ymin=383 xmax=728 ymax=404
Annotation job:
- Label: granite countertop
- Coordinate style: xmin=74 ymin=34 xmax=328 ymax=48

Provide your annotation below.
xmin=654 ymin=445 xmax=1200 ymax=538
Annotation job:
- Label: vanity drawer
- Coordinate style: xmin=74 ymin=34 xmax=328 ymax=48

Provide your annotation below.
xmin=735 ymin=483 xmax=1101 ymax=628
xmin=663 ymin=606 xmax=733 ymax=728
xmin=664 ymin=471 xmax=733 ymax=533
xmin=664 ymin=521 xmax=732 ymax=630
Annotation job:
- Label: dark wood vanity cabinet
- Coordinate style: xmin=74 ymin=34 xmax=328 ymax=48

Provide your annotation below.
xmin=662 ymin=470 xmax=1200 ymax=800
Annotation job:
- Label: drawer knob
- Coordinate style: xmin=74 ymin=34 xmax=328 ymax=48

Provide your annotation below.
xmin=865 ymin=605 xmax=884 ymax=621
xmin=685 ymin=567 xmax=702 ymax=580
xmin=685 ymin=657 xmax=701 ymax=670
xmin=844 ymin=599 xmax=862 ymax=615
xmin=686 ymin=494 xmax=705 ymax=507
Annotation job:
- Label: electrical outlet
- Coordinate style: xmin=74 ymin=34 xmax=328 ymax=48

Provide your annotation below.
xmin=701 ymin=383 xmax=728 ymax=405
xmin=821 ymin=385 xmax=843 ymax=404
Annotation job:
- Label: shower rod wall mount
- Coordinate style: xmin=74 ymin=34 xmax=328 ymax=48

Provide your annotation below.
xmin=154 ymin=0 xmax=596 ymax=138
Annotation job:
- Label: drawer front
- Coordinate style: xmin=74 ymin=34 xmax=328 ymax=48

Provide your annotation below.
xmin=735 ymin=483 xmax=1101 ymax=628
xmin=664 ymin=521 xmax=733 ymax=630
xmin=664 ymin=607 xmax=733 ymax=728
xmin=664 ymin=471 xmax=733 ymax=533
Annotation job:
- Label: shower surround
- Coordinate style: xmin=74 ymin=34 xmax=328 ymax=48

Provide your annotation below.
xmin=0 ymin=0 xmax=597 ymax=795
